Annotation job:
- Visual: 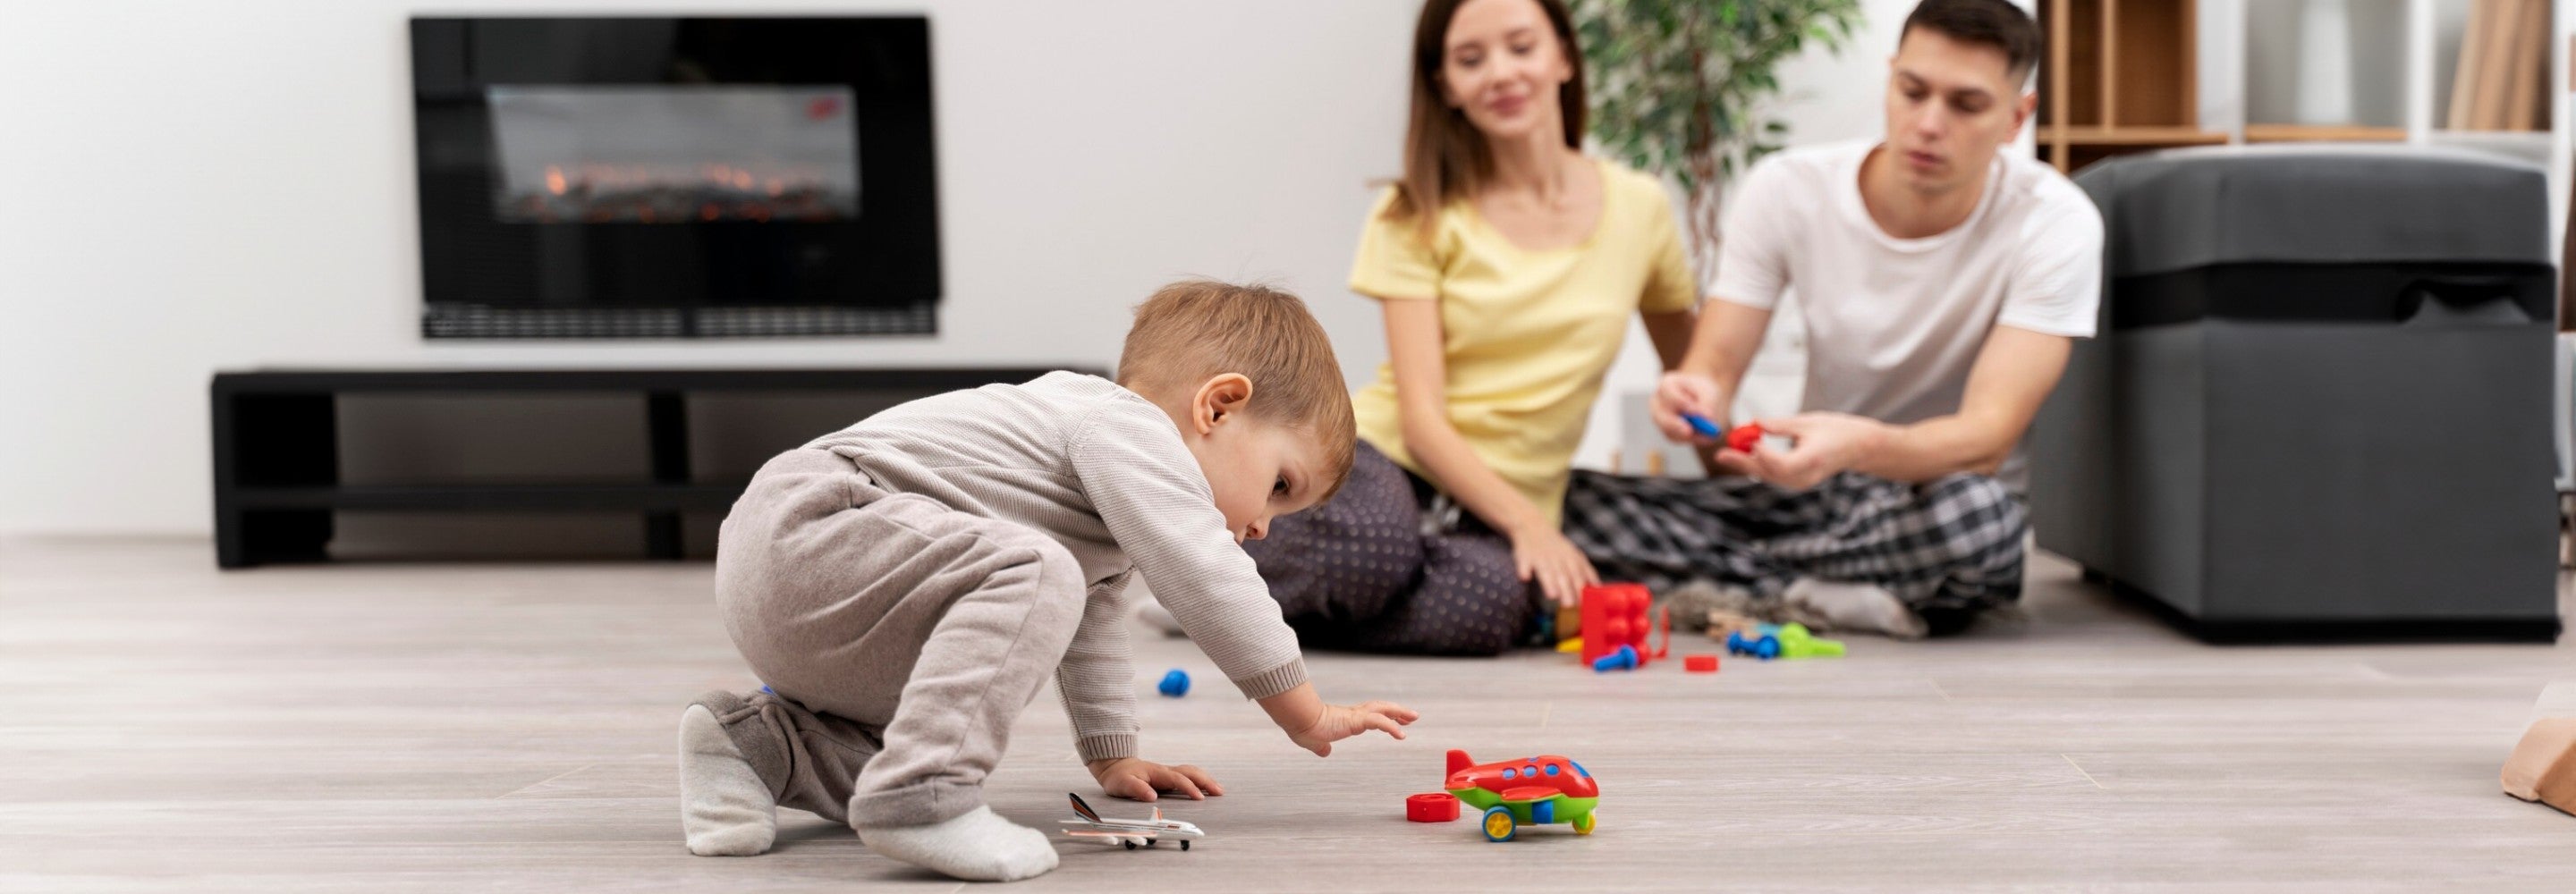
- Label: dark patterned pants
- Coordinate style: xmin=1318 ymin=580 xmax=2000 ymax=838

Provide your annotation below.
xmin=1241 ymin=442 xmax=1538 ymax=656
xmin=1562 ymin=469 xmax=2028 ymax=620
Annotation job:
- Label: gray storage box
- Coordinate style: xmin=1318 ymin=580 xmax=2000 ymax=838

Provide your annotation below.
xmin=2029 ymin=146 xmax=2559 ymax=638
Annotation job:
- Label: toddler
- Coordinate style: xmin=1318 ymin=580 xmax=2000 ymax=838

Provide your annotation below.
xmin=676 ymin=280 xmax=1419 ymax=881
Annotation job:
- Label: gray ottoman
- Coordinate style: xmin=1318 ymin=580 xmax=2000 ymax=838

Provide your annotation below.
xmin=2029 ymin=146 xmax=2559 ymax=639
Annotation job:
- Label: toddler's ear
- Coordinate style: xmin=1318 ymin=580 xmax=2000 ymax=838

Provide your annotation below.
xmin=1191 ymin=374 xmax=1254 ymax=433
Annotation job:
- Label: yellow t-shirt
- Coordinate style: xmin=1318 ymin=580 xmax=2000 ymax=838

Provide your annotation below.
xmin=1348 ymin=156 xmax=1699 ymax=526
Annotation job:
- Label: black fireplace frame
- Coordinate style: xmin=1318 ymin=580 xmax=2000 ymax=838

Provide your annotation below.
xmin=410 ymin=16 xmax=940 ymax=339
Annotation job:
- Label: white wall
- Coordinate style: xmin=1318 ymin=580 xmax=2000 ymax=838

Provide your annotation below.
xmin=0 ymin=0 xmax=1423 ymax=535
xmin=0 ymin=0 xmax=1924 ymax=536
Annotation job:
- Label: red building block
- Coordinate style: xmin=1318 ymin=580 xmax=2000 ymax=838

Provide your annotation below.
xmin=1580 ymin=584 xmax=1665 ymax=668
xmin=1684 ymin=654 xmax=1720 ymax=673
xmin=1726 ymin=422 xmax=1766 ymax=453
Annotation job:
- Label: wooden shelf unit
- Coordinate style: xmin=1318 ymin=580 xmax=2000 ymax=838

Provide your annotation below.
xmin=2242 ymin=123 xmax=2411 ymax=143
xmin=2039 ymin=0 xmax=2224 ymax=173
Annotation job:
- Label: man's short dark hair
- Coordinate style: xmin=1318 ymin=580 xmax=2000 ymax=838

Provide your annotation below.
xmin=1902 ymin=0 xmax=2042 ymax=85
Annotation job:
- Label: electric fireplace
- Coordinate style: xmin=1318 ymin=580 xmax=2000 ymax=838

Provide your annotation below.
xmin=411 ymin=17 xmax=939 ymax=338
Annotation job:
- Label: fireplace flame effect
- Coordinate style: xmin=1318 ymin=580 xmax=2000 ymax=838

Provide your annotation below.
xmin=505 ymin=161 xmax=848 ymax=224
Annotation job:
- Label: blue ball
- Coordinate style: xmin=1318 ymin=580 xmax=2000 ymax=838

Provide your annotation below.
xmin=1157 ymin=669 xmax=1191 ymax=697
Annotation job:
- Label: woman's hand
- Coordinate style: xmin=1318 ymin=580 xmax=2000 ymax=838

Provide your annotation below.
xmin=1510 ymin=525 xmax=1599 ymax=609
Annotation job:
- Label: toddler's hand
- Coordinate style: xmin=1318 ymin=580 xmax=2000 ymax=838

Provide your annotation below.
xmin=1288 ymin=700 xmax=1419 ymax=757
xmin=1085 ymin=756 xmax=1223 ymax=802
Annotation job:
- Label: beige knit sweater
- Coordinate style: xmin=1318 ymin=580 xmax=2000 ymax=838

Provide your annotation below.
xmin=805 ymin=372 xmax=1309 ymax=762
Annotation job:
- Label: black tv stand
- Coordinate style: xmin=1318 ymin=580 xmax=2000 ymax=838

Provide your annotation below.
xmin=210 ymin=367 xmax=1086 ymax=568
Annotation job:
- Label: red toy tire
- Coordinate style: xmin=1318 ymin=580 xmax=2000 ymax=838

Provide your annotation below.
xmin=1407 ymin=792 xmax=1461 ymax=822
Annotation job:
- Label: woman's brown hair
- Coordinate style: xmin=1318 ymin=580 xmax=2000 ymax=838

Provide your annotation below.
xmin=1390 ymin=0 xmax=1588 ymax=238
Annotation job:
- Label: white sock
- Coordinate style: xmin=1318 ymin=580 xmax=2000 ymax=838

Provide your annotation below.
xmin=1784 ymin=578 xmax=1928 ymax=640
xmin=678 ymin=704 xmax=776 ymax=856
xmin=857 ymin=805 xmax=1060 ymax=882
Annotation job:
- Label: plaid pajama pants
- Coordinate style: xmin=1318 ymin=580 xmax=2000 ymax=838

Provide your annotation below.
xmin=1561 ymin=469 xmax=2029 ymax=616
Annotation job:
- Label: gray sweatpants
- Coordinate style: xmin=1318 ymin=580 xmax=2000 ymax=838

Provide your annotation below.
xmin=698 ymin=448 xmax=1089 ymax=828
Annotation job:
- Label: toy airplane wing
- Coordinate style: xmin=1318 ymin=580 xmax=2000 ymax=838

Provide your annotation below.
xmin=1498 ymin=786 xmax=1561 ymax=804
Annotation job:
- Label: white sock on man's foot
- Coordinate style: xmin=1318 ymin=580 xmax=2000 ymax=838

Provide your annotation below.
xmin=1784 ymin=578 xmax=1928 ymax=640
xmin=678 ymin=704 xmax=776 ymax=856
xmin=858 ymin=805 xmax=1060 ymax=881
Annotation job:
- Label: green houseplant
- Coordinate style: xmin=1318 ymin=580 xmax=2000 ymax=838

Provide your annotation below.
xmin=1575 ymin=0 xmax=1864 ymax=272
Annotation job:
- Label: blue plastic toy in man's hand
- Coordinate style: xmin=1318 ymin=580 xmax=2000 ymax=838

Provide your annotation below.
xmin=1681 ymin=413 xmax=1724 ymax=438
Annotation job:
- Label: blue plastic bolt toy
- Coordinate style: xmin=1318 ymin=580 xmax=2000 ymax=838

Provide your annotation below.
xmin=1590 ymin=644 xmax=1640 ymax=672
xmin=1725 ymin=629 xmax=1782 ymax=660
xmin=1681 ymin=412 xmax=1724 ymax=438
xmin=1157 ymin=669 xmax=1191 ymax=697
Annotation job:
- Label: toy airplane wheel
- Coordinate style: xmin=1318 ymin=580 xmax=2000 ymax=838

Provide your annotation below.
xmin=1143 ymin=839 xmax=1157 ymax=848
xmin=1123 ymin=840 xmax=1138 ymax=850
xmin=1479 ymin=805 xmax=1516 ymax=842
xmin=1572 ymin=813 xmax=1596 ymax=835
xmin=1180 ymin=840 xmax=1191 ymax=851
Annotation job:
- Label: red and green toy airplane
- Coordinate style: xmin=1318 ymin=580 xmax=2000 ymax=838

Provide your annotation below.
xmin=1443 ymin=749 xmax=1600 ymax=841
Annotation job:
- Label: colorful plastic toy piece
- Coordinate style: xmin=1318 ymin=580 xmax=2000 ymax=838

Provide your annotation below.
xmin=1775 ymin=622 xmax=1846 ymax=659
xmin=1578 ymin=584 xmax=1667 ymax=669
xmin=1725 ymin=422 xmax=1766 ymax=453
xmin=1590 ymin=644 xmax=1639 ymax=672
xmin=1725 ymin=629 xmax=1782 ymax=660
xmin=1406 ymin=792 xmax=1460 ymax=822
xmin=1725 ymin=623 xmax=1844 ymax=661
xmin=1443 ymin=749 xmax=1600 ymax=841
xmin=1684 ymin=654 xmax=1720 ymax=673
xmin=1157 ymin=669 xmax=1190 ymax=697
xmin=1682 ymin=413 xmax=1768 ymax=453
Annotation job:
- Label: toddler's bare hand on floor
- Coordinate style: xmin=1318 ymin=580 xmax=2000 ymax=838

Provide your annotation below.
xmin=1085 ymin=756 xmax=1223 ymax=802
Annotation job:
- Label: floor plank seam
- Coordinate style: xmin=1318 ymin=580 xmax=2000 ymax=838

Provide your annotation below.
xmin=499 ymin=763 xmax=598 ymax=799
xmin=2060 ymin=754 xmax=2105 ymax=789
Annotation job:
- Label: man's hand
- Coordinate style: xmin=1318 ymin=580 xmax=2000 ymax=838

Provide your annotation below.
xmin=1287 ymin=701 xmax=1419 ymax=757
xmin=1741 ymin=412 xmax=1891 ymax=491
xmin=1651 ymin=371 xmax=1728 ymax=444
xmin=1085 ymin=756 xmax=1223 ymax=803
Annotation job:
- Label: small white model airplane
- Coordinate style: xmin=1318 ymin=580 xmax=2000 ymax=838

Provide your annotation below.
xmin=1058 ymin=792 xmax=1206 ymax=851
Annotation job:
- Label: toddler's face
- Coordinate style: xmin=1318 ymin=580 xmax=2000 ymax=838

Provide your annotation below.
xmin=1195 ymin=420 xmax=1330 ymax=544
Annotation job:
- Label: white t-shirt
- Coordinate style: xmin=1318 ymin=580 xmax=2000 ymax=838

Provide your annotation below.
xmin=1710 ymin=139 xmax=2104 ymax=488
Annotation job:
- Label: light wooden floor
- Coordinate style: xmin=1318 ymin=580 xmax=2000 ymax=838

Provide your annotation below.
xmin=5 ymin=536 xmax=2576 ymax=892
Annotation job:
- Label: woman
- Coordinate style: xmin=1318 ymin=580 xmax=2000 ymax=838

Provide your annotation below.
xmin=1239 ymin=0 xmax=1701 ymax=655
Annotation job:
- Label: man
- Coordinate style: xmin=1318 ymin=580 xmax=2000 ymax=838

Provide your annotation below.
xmin=1565 ymin=0 xmax=2101 ymax=637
